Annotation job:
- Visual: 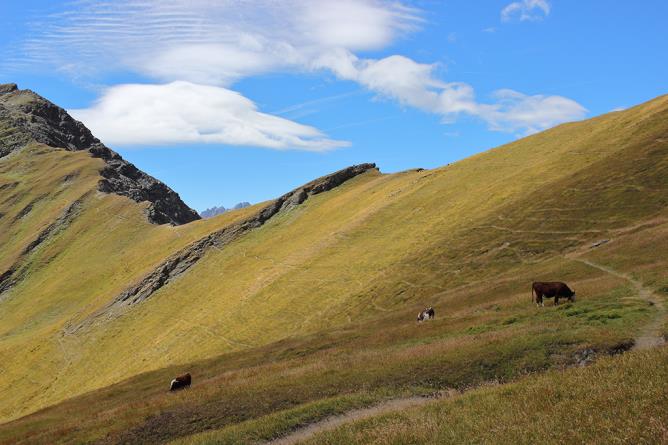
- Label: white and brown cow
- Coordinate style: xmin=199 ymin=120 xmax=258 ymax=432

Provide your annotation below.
xmin=417 ymin=307 xmax=435 ymax=322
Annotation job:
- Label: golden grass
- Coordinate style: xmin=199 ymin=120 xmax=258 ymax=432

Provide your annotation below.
xmin=302 ymin=346 xmax=668 ymax=445
xmin=0 ymin=244 xmax=661 ymax=443
xmin=0 ymin=145 xmax=263 ymax=420
xmin=0 ymin=94 xmax=666 ymax=440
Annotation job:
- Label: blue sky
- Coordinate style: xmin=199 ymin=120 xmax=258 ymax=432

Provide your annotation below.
xmin=1 ymin=1 xmax=666 ymax=212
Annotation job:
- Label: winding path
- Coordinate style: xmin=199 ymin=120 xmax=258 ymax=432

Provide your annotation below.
xmin=264 ymin=391 xmax=457 ymax=445
xmin=569 ymin=256 xmax=666 ymax=350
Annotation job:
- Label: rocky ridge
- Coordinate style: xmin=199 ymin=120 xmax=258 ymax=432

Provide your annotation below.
xmin=0 ymin=83 xmax=199 ymax=225
xmin=68 ymin=163 xmax=377 ymax=332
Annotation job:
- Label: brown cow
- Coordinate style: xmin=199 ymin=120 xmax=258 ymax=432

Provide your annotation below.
xmin=532 ymin=282 xmax=576 ymax=307
xmin=169 ymin=373 xmax=191 ymax=391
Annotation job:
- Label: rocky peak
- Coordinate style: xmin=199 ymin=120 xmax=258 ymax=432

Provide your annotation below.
xmin=0 ymin=84 xmax=200 ymax=225
xmin=0 ymin=86 xmax=99 ymax=154
xmin=0 ymin=83 xmax=18 ymax=94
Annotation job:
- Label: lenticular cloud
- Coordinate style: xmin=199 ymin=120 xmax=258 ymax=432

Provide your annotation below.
xmin=70 ymin=82 xmax=349 ymax=151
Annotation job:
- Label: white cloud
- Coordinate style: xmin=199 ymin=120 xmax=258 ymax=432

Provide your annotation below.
xmin=70 ymin=82 xmax=349 ymax=151
xmin=480 ymin=89 xmax=587 ymax=134
xmin=298 ymin=0 xmax=418 ymax=50
xmin=314 ymin=52 xmax=468 ymax=113
xmin=313 ymin=50 xmax=586 ymax=134
xmin=501 ymin=0 xmax=551 ymax=22
xmin=11 ymin=0 xmax=584 ymax=146
xmin=12 ymin=0 xmax=421 ymax=86
xmin=9 ymin=0 xmax=424 ymax=149
xmin=137 ymin=43 xmax=291 ymax=86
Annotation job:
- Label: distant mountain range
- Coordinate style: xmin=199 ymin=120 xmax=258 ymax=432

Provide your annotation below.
xmin=200 ymin=202 xmax=251 ymax=218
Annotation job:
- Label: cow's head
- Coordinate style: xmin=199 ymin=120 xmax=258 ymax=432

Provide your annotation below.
xmin=571 ymin=292 xmax=576 ymax=302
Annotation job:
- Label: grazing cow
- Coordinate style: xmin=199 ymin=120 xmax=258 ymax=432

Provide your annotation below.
xmin=170 ymin=373 xmax=191 ymax=391
xmin=532 ymin=282 xmax=576 ymax=307
xmin=417 ymin=307 xmax=435 ymax=322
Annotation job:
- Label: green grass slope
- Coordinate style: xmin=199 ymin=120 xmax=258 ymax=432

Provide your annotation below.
xmin=0 ymin=94 xmax=666 ymax=443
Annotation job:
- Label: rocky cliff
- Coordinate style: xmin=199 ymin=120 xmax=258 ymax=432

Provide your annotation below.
xmin=0 ymin=83 xmax=199 ymax=225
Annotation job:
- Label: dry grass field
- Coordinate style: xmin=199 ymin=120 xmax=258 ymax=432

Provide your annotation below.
xmin=299 ymin=346 xmax=668 ymax=445
xmin=0 ymin=94 xmax=666 ymax=443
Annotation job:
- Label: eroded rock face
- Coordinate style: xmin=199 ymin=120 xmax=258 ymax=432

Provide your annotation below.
xmin=0 ymin=84 xmax=200 ymax=225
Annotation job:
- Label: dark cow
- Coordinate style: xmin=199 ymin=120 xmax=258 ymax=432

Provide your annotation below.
xmin=417 ymin=307 xmax=435 ymax=322
xmin=169 ymin=373 xmax=191 ymax=391
xmin=532 ymin=282 xmax=576 ymax=306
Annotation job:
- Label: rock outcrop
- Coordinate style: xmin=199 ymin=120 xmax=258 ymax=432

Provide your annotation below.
xmin=69 ymin=163 xmax=377 ymax=331
xmin=0 ymin=83 xmax=199 ymax=225
xmin=115 ymin=162 xmax=376 ymax=305
xmin=0 ymin=83 xmax=18 ymax=94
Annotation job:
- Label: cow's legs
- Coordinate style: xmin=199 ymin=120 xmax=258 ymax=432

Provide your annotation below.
xmin=554 ymin=296 xmax=559 ymax=306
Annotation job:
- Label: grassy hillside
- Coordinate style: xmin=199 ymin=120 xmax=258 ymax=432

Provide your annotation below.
xmin=0 ymin=144 xmax=262 ymax=420
xmin=0 ymin=94 xmax=666 ymax=443
xmin=299 ymin=346 xmax=668 ymax=445
xmin=1 ymin=223 xmax=665 ymax=443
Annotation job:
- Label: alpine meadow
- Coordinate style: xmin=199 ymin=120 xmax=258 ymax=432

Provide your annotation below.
xmin=1 ymin=1 xmax=667 ymax=444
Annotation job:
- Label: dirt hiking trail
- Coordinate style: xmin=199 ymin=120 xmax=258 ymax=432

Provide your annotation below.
xmin=264 ymin=390 xmax=457 ymax=445
xmin=569 ymin=256 xmax=666 ymax=350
